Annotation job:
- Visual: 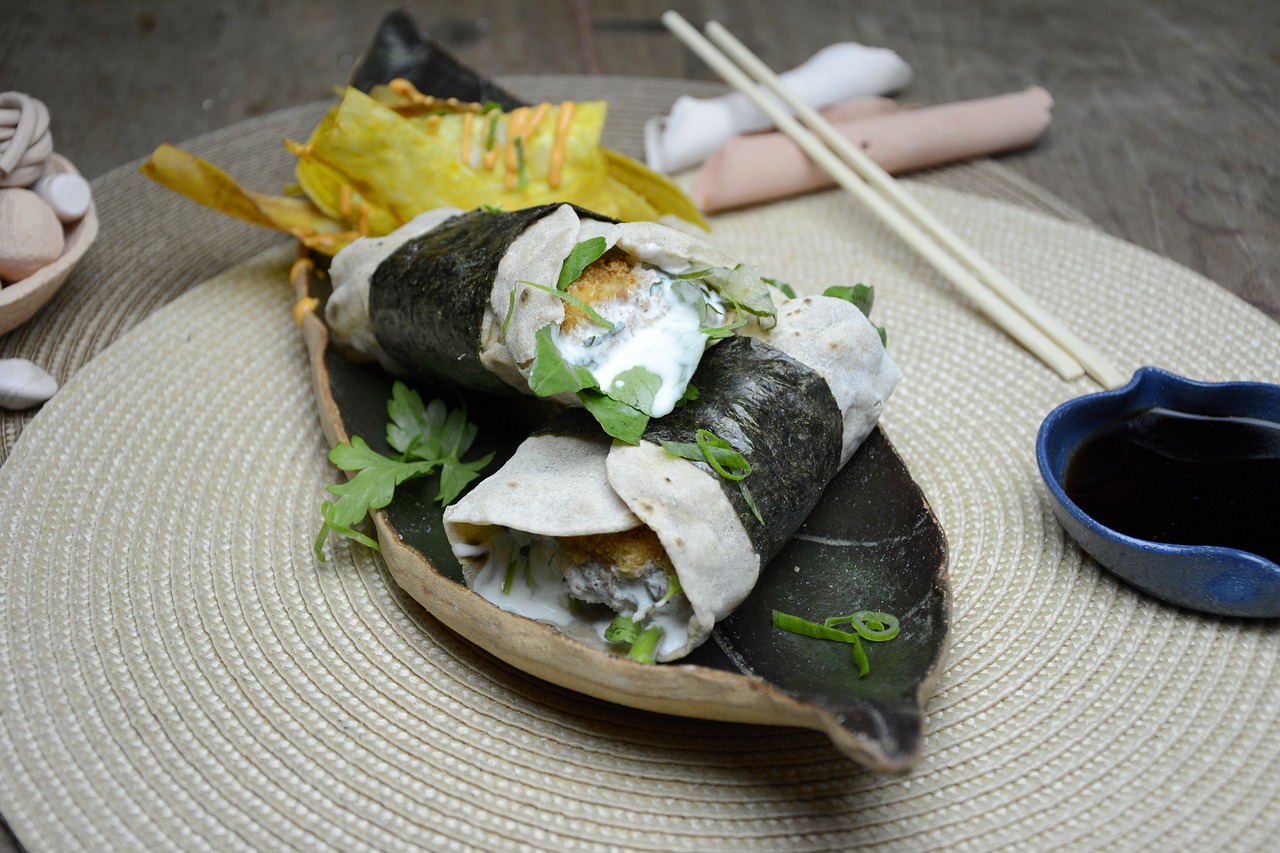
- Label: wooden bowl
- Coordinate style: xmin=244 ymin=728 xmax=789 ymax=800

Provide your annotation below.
xmin=0 ymin=154 xmax=99 ymax=336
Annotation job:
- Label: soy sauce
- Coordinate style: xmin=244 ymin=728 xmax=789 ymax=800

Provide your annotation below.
xmin=1063 ymin=407 xmax=1280 ymax=564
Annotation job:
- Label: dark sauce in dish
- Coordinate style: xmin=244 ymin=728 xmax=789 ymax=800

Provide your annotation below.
xmin=1063 ymin=407 xmax=1280 ymax=564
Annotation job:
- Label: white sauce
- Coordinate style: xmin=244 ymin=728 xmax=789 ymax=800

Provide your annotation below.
xmin=463 ymin=529 xmax=693 ymax=661
xmin=553 ymin=271 xmax=726 ymax=417
xmin=467 ymin=532 xmax=577 ymax=627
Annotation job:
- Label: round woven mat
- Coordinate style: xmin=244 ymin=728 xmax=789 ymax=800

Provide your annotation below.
xmin=2 ymin=77 xmax=1278 ymax=852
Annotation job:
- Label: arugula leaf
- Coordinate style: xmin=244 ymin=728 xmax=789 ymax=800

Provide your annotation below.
xmin=314 ymin=383 xmax=493 ymax=560
xmin=764 ymin=276 xmax=797 ymax=298
xmin=580 ymin=388 xmax=649 ymax=445
xmin=557 ymin=237 xmax=608 ymax=291
xmin=822 ymin=283 xmax=875 ymax=317
xmin=699 ymin=317 xmax=748 ymax=339
xmin=527 ymin=326 xmax=652 ymax=443
xmin=674 ymin=383 xmax=699 ymax=407
xmin=528 ymin=325 xmax=598 ymax=397
xmin=601 ymin=365 xmax=662 ymax=416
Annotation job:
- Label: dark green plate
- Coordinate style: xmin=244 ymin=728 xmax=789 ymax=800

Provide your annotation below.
xmin=300 ymin=264 xmax=950 ymax=772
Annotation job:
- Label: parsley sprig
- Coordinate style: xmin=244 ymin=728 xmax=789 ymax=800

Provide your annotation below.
xmin=313 ymin=382 xmax=494 ymax=560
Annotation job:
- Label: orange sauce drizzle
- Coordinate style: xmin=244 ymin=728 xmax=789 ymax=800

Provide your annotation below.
xmin=461 ymin=111 xmax=475 ymax=166
xmin=503 ymin=107 xmax=530 ymax=180
xmin=338 ymin=183 xmax=353 ymax=218
xmin=548 ymin=101 xmax=575 ymax=188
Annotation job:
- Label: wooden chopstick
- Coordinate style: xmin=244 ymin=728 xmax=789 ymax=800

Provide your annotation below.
xmin=663 ymin=11 xmax=1126 ymax=388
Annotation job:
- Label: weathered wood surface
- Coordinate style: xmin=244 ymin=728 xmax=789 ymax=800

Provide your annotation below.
xmin=4 ymin=0 xmax=1276 ymax=321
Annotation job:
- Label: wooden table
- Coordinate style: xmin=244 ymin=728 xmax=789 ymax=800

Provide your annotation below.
xmin=4 ymin=0 xmax=1277 ymax=323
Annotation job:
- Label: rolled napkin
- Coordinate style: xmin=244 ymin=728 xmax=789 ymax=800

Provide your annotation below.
xmin=444 ymin=292 xmax=900 ymax=662
xmin=644 ymin=42 xmax=912 ymax=174
xmin=692 ymin=85 xmax=1055 ymax=213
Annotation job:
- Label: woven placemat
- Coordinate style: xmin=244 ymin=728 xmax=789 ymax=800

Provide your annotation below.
xmin=2 ymin=77 xmax=1278 ymax=852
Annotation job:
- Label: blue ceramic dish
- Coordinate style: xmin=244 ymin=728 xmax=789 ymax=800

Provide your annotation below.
xmin=1037 ymin=366 xmax=1280 ymax=618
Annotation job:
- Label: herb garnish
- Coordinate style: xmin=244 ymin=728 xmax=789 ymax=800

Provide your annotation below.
xmin=527 ymin=325 xmax=652 ymax=444
xmin=314 ymin=382 xmax=494 ymax=560
xmin=520 ymin=280 xmax=617 ymax=330
xmin=764 ymin=276 xmax=797 ymax=299
xmin=557 ymin=237 xmax=609 ymax=290
xmin=771 ymin=609 xmax=900 ymax=678
xmin=661 ymin=429 xmax=764 ymax=525
xmin=822 ymin=283 xmax=875 ymax=316
xmin=676 ymin=264 xmax=776 ymax=327
xmin=823 ymin=283 xmax=887 ymax=345
xmin=514 ymin=137 xmax=529 ymax=189
xmin=605 ymin=615 xmax=662 ymax=664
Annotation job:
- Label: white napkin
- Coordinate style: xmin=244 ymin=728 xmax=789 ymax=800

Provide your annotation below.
xmin=644 ymin=42 xmax=913 ymax=174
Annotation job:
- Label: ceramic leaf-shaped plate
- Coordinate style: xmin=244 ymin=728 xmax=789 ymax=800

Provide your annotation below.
xmin=296 ymin=265 xmax=950 ymax=772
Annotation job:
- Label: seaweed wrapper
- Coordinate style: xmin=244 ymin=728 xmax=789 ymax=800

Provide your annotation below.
xmin=637 ymin=335 xmax=844 ymax=562
xmin=367 ymin=205 xmax=570 ymax=393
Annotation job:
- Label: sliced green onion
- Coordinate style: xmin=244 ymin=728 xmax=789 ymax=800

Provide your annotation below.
xmin=514 ymin=136 xmax=529 ymax=189
xmin=605 ymin=614 xmax=639 ymax=644
xmin=695 ymin=429 xmax=750 ymax=481
xmin=604 ymin=615 xmax=661 ymax=664
xmin=825 ymin=610 xmax=900 ymax=642
xmin=502 ymin=548 xmax=520 ymax=595
xmin=739 ymin=481 xmax=765 ymax=526
xmin=772 ymin=608 xmax=899 ymax=680
xmin=771 ymin=610 xmax=862 ymax=643
xmin=500 ymin=288 xmax=516 ymax=342
xmin=627 ymin=627 xmax=662 ymax=664
xmin=485 ymin=110 xmax=500 ymax=150
xmin=851 ymin=635 xmax=871 ymax=678
xmin=659 ymin=574 xmax=683 ymax=606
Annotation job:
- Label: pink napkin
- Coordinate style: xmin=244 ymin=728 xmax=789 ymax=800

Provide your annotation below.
xmin=691 ymin=86 xmax=1054 ymax=213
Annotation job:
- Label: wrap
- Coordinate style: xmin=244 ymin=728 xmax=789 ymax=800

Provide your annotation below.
xmin=326 ymin=203 xmax=777 ymax=423
xmin=443 ymin=293 xmax=901 ymax=661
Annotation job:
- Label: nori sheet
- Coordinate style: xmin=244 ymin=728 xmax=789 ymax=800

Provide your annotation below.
xmin=368 ymin=204 xmax=572 ymax=393
xmin=347 ymin=10 xmax=525 ymax=110
xmin=640 ymin=336 xmax=844 ymax=562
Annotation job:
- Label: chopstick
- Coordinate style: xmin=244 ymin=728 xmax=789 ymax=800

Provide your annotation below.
xmin=663 ymin=11 xmax=1126 ymax=389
